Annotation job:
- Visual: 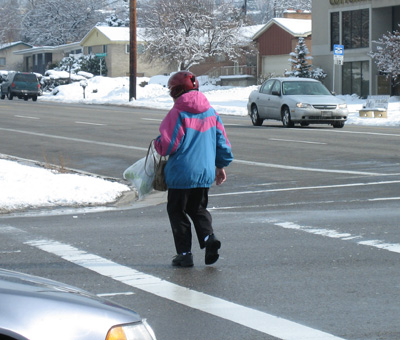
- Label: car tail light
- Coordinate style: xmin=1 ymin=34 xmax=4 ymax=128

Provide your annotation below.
xmin=11 ymin=82 xmax=16 ymax=88
xmin=37 ymin=84 xmax=40 ymax=89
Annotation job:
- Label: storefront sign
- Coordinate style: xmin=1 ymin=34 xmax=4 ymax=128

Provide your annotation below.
xmin=330 ymin=0 xmax=368 ymax=5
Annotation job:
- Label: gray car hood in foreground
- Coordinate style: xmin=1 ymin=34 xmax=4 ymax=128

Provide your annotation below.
xmin=0 ymin=269 xmax=141 ymax=340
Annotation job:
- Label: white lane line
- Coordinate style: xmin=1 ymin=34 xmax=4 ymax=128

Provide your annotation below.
xmin=97 ymin=292 xmax=135 ymax=297
xmin=269 ymin=138 xmax=327 ymax=145
xmin=1 ymin=127 xmax=399 ymax=177
xmin=75 ymin=121 xmax=105 ymax=126
xmin=233 ymin=159 xmax=386 ymax=176
xmin=328 ymin=130 xmax=400 ymax=138
xmin=14 ymin=115 xmax=40 ymax=120
xmin=0 ymin=127 xmax=147 ymax=152
xmin=141 ymin=118 xmax=162 ymax=122
xmin=25 ymin=238 xmax=346 ymax=340
xmin=271 ymin=221 xmax=400 ymax=254
xmin=210 ymin=180 xmax=400 ymax=197
xmin=369 ymin=197 xmax=400 ymax=201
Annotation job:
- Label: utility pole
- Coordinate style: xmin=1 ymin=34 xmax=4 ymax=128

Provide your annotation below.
xmin=129 ymin=0 xmax=137 ymax=101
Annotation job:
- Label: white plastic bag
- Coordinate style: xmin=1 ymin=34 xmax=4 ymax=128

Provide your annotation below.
xmin=123 ymin=155 xmax=155 ymax=198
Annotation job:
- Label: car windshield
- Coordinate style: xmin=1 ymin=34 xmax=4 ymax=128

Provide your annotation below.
xmin=14 ymin=74 xmax=37 ymax=83
xmin=282 ymin=81 xmax=331 ymax=96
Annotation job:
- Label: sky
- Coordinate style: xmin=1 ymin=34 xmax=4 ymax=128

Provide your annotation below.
xmin=1 ymin=73 xmax=399 ymax=213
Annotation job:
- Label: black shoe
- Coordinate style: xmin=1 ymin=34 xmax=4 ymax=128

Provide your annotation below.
xmin=172 ymin=253 xmax=194 ymax=267
xmin=205 ymin=234 xmax=221 ymax=265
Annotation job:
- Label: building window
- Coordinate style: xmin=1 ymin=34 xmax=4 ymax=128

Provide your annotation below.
xmin=88 ymin=46 xmax=93 ymax=54
xmin=342 ymin=9 xmax=369 ymax=49
xmin=103 ymin=45 xmax=107 ymax=53
xmin=342 ymin=61 xmax=369 ymax=98
xmin=137 ymin=43 xmax=145 ymax=54
xmin=0 ymin=57 xmax=5 ymax=66
xmin=331 ymin=12 xmax=340 ymax=50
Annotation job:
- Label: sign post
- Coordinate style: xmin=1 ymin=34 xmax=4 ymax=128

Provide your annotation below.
xmin=96 ymin=53 xmax=107 ymax=76
xmin=333 ymin=44 xmax=344 ymax=93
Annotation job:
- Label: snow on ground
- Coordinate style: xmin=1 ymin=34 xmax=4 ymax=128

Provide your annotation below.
xmin=0 ymin=158 xmax=129 ymax=212
xmin=1 ymin=74 xmax=399 ymax=213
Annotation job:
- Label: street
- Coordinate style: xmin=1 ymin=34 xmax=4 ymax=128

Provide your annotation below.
xmin=1 ymin=100 xmax=400 ymax=340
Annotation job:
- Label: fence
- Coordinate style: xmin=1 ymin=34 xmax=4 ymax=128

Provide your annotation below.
xmin=206 ymin=65 xmax=256 ymax=79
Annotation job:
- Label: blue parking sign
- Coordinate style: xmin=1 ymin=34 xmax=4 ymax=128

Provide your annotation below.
xmin=334 ymin=44 xmax=344 ymax=56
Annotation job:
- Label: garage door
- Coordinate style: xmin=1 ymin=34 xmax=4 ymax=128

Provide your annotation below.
xmin=261 ymin=55 xmax=291 ymax=77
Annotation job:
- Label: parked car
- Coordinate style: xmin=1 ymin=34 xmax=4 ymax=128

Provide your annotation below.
xmin=0 ymin=268 xmax=157 ymax=340
xmin=247 ymin=77 xmax=348 ymax=128
xmin=0 ymin=72 xmax=40 ymax=101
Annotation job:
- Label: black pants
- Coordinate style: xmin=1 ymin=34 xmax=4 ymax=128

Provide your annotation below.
xmin=167 ymin=188 xmax=213 ymax=254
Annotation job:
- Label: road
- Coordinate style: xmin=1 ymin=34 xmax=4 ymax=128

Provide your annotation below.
xmin=1 ymin=100 xmax=400 ymax=340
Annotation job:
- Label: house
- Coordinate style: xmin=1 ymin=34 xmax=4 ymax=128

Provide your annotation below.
xmin=13 ymin=42 xmax=83 ymax=75
xmin=6 ymin=24 xmax=261 ymax=82
xmin=79 ymin=26 xmax=174 ymax=77
xmin=252 ymin=10 xmax=312 ymax=79
xmin=0 ymin=42 xmax=33 ymax=72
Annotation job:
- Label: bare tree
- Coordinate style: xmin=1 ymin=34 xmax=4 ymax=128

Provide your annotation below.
xmin=21 ymin=0 xmax=109 ymax=46
xmin=0 ymin=0 xmax=25 ymax=43
xmin=142 ymin=0 xmax=253 ymax=71
xmin=370 ymin=26 xmax=400 ymax=86
xmin=247 ymin=0 xmax=311 ymax=23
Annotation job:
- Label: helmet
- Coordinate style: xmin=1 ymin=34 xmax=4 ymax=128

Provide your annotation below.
xmin=168 ymin=71 xmax=199 ymax=99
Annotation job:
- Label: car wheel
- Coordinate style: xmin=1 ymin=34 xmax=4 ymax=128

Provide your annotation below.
xmin=282 ymin=107 xmax=294 ymax=128
xmin=0 ymin=92 xmax=4 ymax=100
xmin=32 ymin=96 xmax=38 ymax=102
xmin=7 ymin=91 xmax=13 ymax=100
xmin=333 ymin=122 xmax=345 ymax=128
xmin=24 ymin=96 xmax=29 ymax=101
xmin=250 ymin=104 xmax=263 ymax=126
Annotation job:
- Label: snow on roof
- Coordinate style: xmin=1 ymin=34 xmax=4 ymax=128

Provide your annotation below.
xmin=240 ymin=24 xmax=265 ymax=40
xmin=274 ymin=18 xmax=311 ymax=35
xmin=94 ymin=26 xmax=146 ymax=42
xmin=95 ymin=26 xmax=130 ymax=41
xmin=92 ymin=25 xmax=259 ymax=43
xmin=253 ymin=18 xmax=311 ymax=40
xmin=0 ymin=41 xmax=32 ymax=51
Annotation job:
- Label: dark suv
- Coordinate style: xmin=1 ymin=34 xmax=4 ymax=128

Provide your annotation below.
xmin=0 ymin=72 xmax=40 ymax=101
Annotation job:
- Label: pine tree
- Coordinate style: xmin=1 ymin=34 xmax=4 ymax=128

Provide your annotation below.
xmin=287 ymin=37 xmax=312 ymax=78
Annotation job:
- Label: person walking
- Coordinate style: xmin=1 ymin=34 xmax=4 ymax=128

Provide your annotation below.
xmin=154 ymin=71 xmax=233 ymax=267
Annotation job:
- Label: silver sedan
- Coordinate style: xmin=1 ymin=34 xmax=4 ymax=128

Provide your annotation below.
xmin=248 ymin=77 xmax=348 ymax=128
xmin=0 ymin=269 xmax=157 ymax=340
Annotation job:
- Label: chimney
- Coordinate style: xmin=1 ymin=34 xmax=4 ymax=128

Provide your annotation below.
xmin=283 ymin=9 xmax=312 ymax=20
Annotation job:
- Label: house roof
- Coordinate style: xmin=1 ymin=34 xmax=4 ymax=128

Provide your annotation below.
xmin=240 ymin=25 xmax=265 ymax=41
xmin=0 ymin=41 xmax=32 ymax=52
xmin=252 ymin=18 xmax=311 ymax=40
xmin=82 ymin=24 xmax=262 ymax=46
xmin=80 ymin=26 xmax=147 ymax=45
xmin=13 ymin=42 xmax=82 ymax=56
xmin=94 ymin=26 xmax=130 ymax=42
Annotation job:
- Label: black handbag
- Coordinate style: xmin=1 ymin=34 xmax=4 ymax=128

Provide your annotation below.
xmin=152 ymin=156 xmax=168 ymax=191
xmin=145 ymin=139 xmax=168 ymax=191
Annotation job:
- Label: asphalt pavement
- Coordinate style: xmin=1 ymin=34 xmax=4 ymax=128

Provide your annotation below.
xmin=1 ymin=100 xmax=400 ymax=340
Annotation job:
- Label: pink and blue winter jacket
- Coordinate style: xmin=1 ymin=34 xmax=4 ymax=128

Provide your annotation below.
xmin=154 ymin=91 xmax=233 ymax=189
